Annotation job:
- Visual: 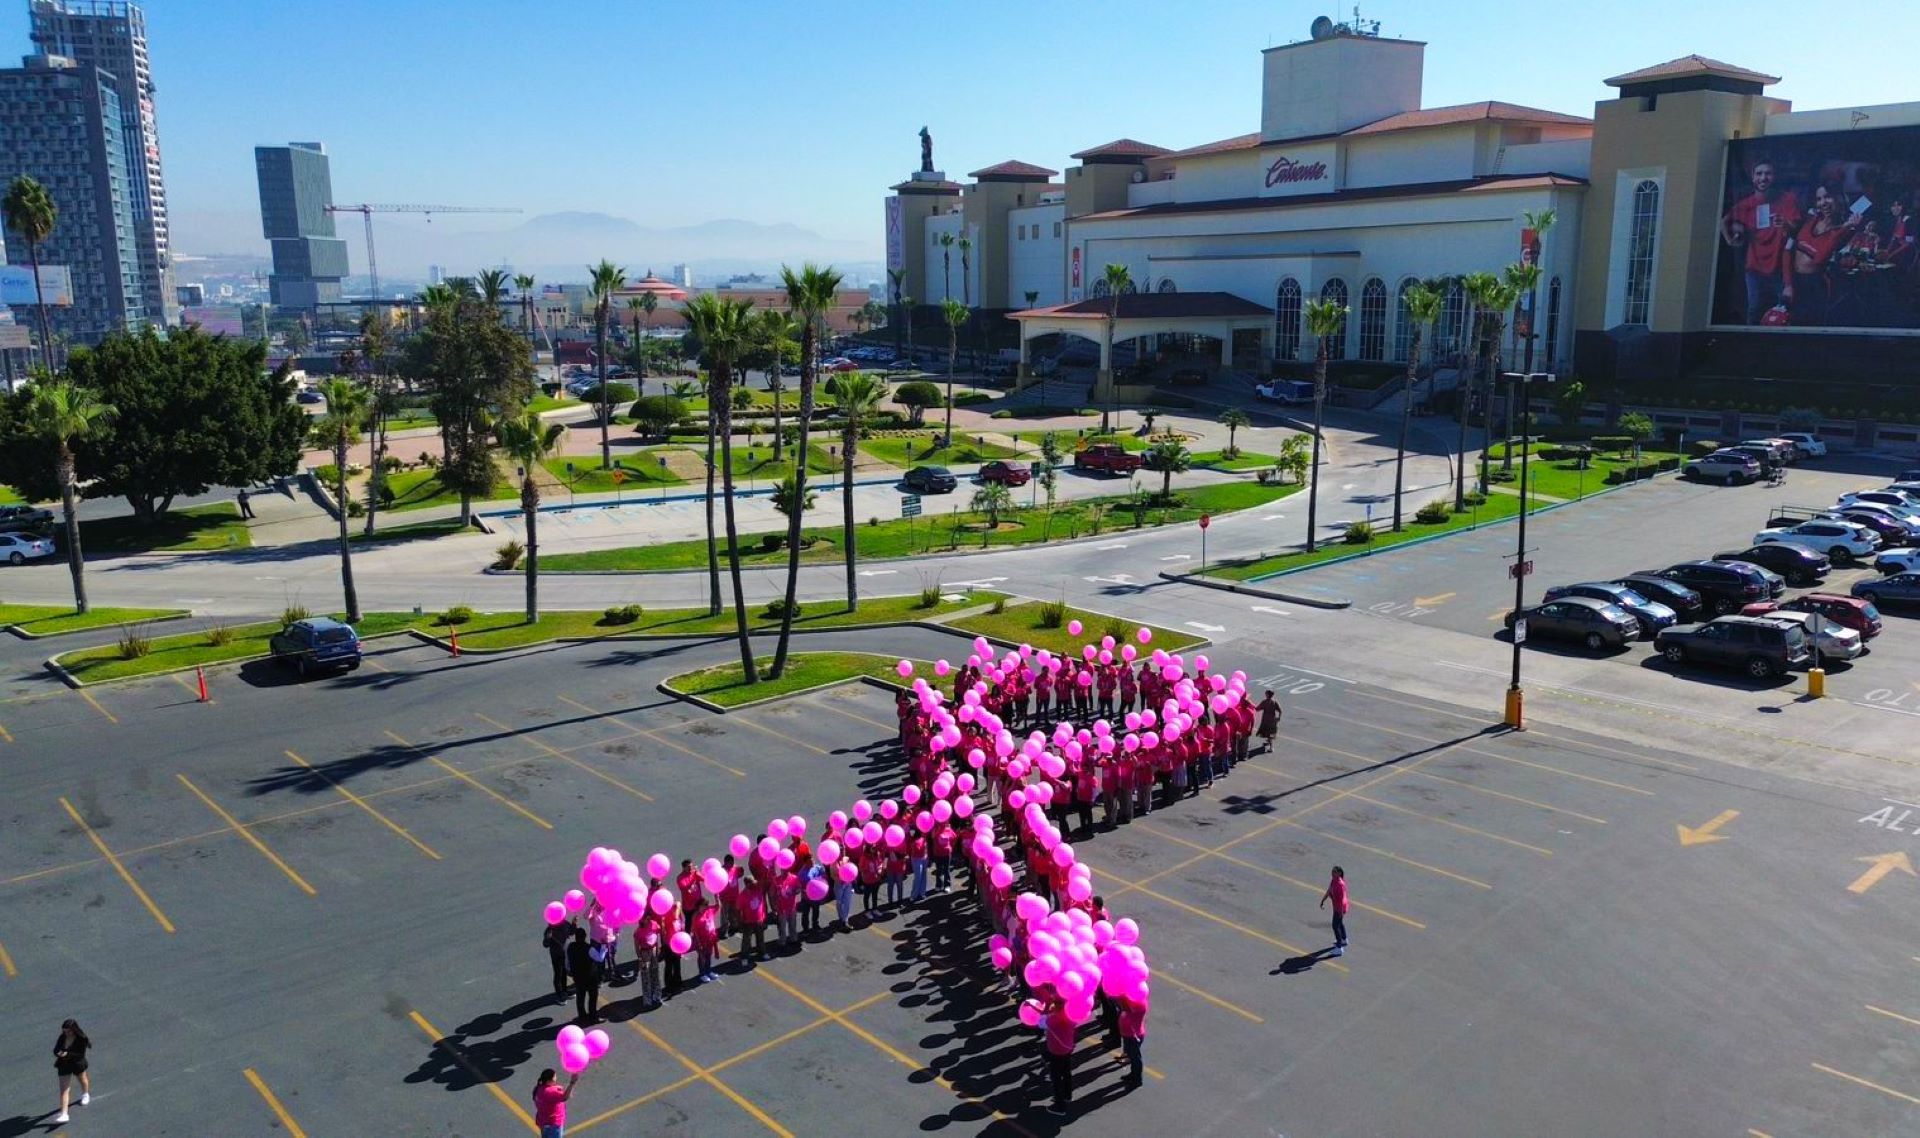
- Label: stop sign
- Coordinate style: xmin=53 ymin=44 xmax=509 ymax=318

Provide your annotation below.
xmin=1199 ymin=513 xmax=1211 ymax=530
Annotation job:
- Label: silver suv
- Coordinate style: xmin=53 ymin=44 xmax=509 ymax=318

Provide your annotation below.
xmin=1685 ymin=450 xmax=1762 ymax=486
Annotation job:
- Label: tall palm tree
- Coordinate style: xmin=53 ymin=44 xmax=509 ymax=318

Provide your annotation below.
xmin=832 ymin=372 xmax=886 ymax=611
xmin=4 ymin=175 xmax=59 ymax=372
xmin=497 ymin=410 xmax=565 ymax=622
xmin=682 ymin=293 xmax=761 ymax=681
xmin=1099 ymin=264 xmax=1132 ymax=434
xmin=769 ymin=263 xmax=843 ymax=677
xmin=756 ymin=309 xmax=796 ymax=462
xmin=1218 ymin=407 xmax=1251 ymax=456
xmin=513 ymin=273 xmax=536 ymax=341
xmin=1394 ymin=281 xmax=1444 ymax=532
xmin=637 ymin=290 xmax=659 ymax=381
xmin=941 ymin=298 xmax=968 ymax=447
xmin=312 ymin=377 xmax=370 ymax=622
xmin=1303 ymin=297 xmax=1348 ymax=554
xmin=1520 ymin=207 xmax=1557 ymax=378
xmin=887 ymin=268 xmax=905 ymax=355
xmin=1474 ymin=276 xmax=1523 ymax=490
xmin=1453 ymin=272 xmax=1497 ymax=510
xmin=938 ymin=233 xmax=955 ymax=302
xmin=26 ymin=380 xmax=110 ymax=613
xmin=902 ymin=295 xmax=916 ymax=360
xmin=626 ymin=297 xmax=647 ymax=394
xmin=588 ymin=260 xmax=626 ymax=468
xmin=1500 ymin=261 xmax=1543 ymax=473
xmin=477 ymin=268 xmax=510 ymax=306
xmin=359 ymin=310 xmax=393 ymax=537
xmin=1461 ymin=272 xmax=1507 ymax=495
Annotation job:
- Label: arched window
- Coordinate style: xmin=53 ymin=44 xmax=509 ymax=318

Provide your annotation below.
xmin=1090 ymin=278 xmax=1110 ymax=300
xmin=1440 ymin=279 xmax=1467 ymax=356
xmin=1624 ymin=179 xmax=1660 ymax=326
xmin=1393 ymin=279 xmax=1416 ymax=363
xmin=1358 ymin=277 xmax=1387 ymax=362
xmin=1156 ymin=278 xmax=1177 ymax=294
xmin=1274 ymin=277 xmax=1302 ymax=360
xmin=1545 ymin=276 xmax=1563 ymax=372
xmin=1320 ymin=278 xmax=1348 ymax=361
xmin=1121 ymin=279 xmax=1139 ymax=295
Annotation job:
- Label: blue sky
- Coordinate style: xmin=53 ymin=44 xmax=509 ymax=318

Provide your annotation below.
xmin=5 ymin=0 xmax=1917 ymax=267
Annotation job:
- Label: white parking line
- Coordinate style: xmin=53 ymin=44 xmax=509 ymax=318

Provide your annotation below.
xmin=1258 ymin=662 xmax=1355 ymax=685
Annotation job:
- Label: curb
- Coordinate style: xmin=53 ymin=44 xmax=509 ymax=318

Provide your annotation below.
xmin=1157 ymin=571 xmax=1352 ymax=609
xmin=656 ymin=671 xmax=904 ymax=714
xmin=43 ymin=628 xmax=420 ymax=689
xmin=398 ymin=607 xmax=999 ymax=657
xmin=5 ymin=610 xmax=192 ymax=640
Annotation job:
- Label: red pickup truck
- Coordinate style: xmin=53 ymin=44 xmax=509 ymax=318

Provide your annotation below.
xmin=1072 ymin=443 xmax=1144 ymax=475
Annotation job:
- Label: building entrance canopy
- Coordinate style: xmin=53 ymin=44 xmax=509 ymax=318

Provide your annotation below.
xmin=1009 ymin=291 xmax=1275 ymax=368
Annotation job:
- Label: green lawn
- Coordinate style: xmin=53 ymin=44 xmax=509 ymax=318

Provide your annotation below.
xmin=382 ymin=468 xmax=518 ymax=513
xmin=0 ymin=604 xmax=187 ymax=637
xmin=664 ymin=652 xmax=927 ymax=708
xmin=527 ymin=393 xmax=574 ymax=415
xmin=385 ymin=407 xmax=438 ymax=430
xmin=945 ymin=602 xmax=1205 ymax=655
xmin=1500 ymin=449 xmax=1680 ymax=501
xmin=543 ymin=454 xmax=686 ymax=493
xmin=1010 ymin=430 xmax=1153 ymax=454
xmin=0 ymin=485 xmax=24 ymax=506
xmin=996 ymin=405 xmax=1102 ymax=420
xmin=539 ymin=481 xmax=1300 ymax=572
xmin=53 ymin=612 xmax=421 ymax=683
xmin=1210 ymin=493 xmax=1527 ymax=581
xmin=79 ymin=502 xmax=252 ymax=553
xmin=858 ymin=433 xmax=1020 ymax=468
xmin=351 ymin=518 xmax=476 ymax=545
xmin=1189 ymin=449 xmax=1278 ymax=471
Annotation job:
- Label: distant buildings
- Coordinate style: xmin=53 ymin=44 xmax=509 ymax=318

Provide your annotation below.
xmin=175 ymin=281 xmax=203 ymax=306
xmin=254 ymin=142 xmax=348 ymax=309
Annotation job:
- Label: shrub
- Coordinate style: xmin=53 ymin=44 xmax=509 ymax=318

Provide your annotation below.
xmin=418 ymin=451 xmax=438 ymax=469
xmin=378 ymin=482 xmax=397 ymax=507
xmin=346 ymin=498 xmax=365 ymax=517
xmin=759 ymin=533 xmax=784 ymax=552
xmin=438 ymin=605 xmax=474 ymax=626
xmin=991 ymin=410 xmax=1013 ymax=419
xmin=115 ymin=623 xmax=151 ymax=660
xmin=1687 ymin=439 xmax=1722 ymax=458
xmin=867 ymin=516 xmax=880 ymax=526
xmin=1037 ymin=598 xmax=1067 ymax=628
xmin=282 ymin=604 xmax=310 ymax=626
xmin=576 ymin=382 xmax=638 ymax=407
xmin=314 ymin=463 xmax=341 ymax=484
xmin=492 ymin=540 xmax=524 ymax=570
xmin=953 ymin=391 xmax=991 ymax=406
xmin=1591 ymin=434 xmax=1633 ymax=455
xmin=380 ymin=455 xmax=403 ymax=473
xmin=1464 ymin=489 xmax=1488 ymax=506
xmin=989 ymin=596 xmax=1007 ymax=615
xmin=1415 ymin=500 xmax=1451 ymax=524
xmin=1101 ymin=616 xmax=1128 ymax=642
xmin=203 ymin=622 xmax=235 ymax=647
xmin=600 ymin=603 xmax=643 ymax=626
xmin=762 ymin=597 xmax=798 ymax=619
xmin=917 ymin=584 xmax=943 ymax=609
xmin=1344 ymin=520 xmax=1375 ymax=544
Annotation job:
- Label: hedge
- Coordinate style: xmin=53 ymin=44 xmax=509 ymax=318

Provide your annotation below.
xmin=1603 ymin=457 xmax=1681 ymax=484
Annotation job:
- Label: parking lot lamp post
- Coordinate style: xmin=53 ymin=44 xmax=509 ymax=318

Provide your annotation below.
xmin=565 ymin=461 xmax=575 ymax=506
xmin=1506 ymin=372 xmax=1550 ymax=728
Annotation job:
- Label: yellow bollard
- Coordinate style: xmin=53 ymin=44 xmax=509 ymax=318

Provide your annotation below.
xmin=1503 ymin=687 xmax=1525 ymax=729
xmin=1807 ymin=668 xmax=1825 ymax=698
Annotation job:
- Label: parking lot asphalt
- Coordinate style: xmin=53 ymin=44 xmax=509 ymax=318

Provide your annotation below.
xmin=2 ymin=624 xmax=1914 ymax=1135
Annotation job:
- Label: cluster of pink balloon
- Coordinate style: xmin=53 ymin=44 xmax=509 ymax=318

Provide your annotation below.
xmin=554 ymin=1023 xmax=610 ymax=1075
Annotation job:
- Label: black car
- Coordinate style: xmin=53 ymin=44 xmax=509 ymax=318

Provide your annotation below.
xmin=903 ymin=465 xmax=957 ymax=494
xmin=1539 ymin=582 xmax=1677 ymax=636
xmin=1613 ymin=574 xmax=1706 ymax=622
xmin=0 ymin=504 xmax=55 ymax=529
xmin=1655 ymin=615 xmax=1811 ymax=679
xmin=1711 ymin=544 xmax=1830 ymax=587
xmin=1721 ymin=444 xmax=1784 ymax=476
xmin=1638 ymin=561 xmax=1774 ymax=615
xmin=1830 ymin=507 xmax=1920 ymax=545
xmin=1853 ymin=572 xmax=1920 ymax=610
xmin=1505 ymin=597 xmax=1641 ymax=651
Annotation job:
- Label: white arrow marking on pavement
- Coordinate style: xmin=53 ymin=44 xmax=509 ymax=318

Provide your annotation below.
xmin=1185 ymin=621 xmax=1226 ymax=632
xmin=1096 ymin=542 xmax=1128 ymax=550
xmin=858 ymin=569 xmax=899 ymax=577
xmin=1263 ymin=514 xmax=1287 ymax=521
xmin=1160 ymin=554 xmax=1192 ymax=562
xmin=1251 ymin=605 xmax=1291 ymax=616
xmin=948 ymin=577 xmax=1008 ymax=586
xmin=1085 ymin=574 xmax=1136 ymax=585
xmin=1342 ymin=483 xmax=1355 ymax=490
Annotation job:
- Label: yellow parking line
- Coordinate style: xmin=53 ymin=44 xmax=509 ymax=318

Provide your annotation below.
xmin=59 ymin=796 xmax=174 ymax=933
xmin=1331 ymin=713 xmax=1655 ymax=796
xmin=243 ymin=1068 xmax=308 ymax=1138
xmin=176 ymin=775 xmax=316 ymax=896
xmin=1132 ymin=820 xmax=1427 ymax=929
xmin=0 ymin=935 xmax=16 ymax=978
xmin=626 ymin=1020 xmax=793 ymax=1137
xmin=1346 ymin=792 xmax=1555 ymax=857
xmin=1866 ymin=1004 xmax=1920 ymax=1028
xmin=1810 ymin=1062 xmax=1920 ymax=1106
xmin=815 ymin=699 xmax=899 ymax=735
xmin=1281 ymin=819 xmax=1494 ymax=890
xmin=730 ymin=714 xmax=828 ymax=755
xmin=0 ymin=719 xmax=12 ymax=743
xmin=384 ymin=730 xmax=553 ymax=830
xmin=1411 ymin=769 xmax=1609 ymax=825
xmin=78 ymin=689 xmax=117 ymax=724
xmin=476 ymin=713 xmax=654 ymax=802
xmin=285 ymin=750 xmax=441 ymax=859
xmin=409 ymin=1010 xmax=539 ymax=1131
xmin=1152 ymin=968 xmax=1265 ymax=1025
xmin=556 ymin=695 xmax=747 ymax=778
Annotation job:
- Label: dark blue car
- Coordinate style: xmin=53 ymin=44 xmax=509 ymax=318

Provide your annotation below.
xmin=268 ymin=617 xmax=363 ymax=676
xmin=1542 ymin=581 xmax=1677 ymax=637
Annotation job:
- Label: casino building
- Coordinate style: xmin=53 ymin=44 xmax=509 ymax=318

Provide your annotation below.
xmin=886 ymin=18 xmax=1920 ymax=405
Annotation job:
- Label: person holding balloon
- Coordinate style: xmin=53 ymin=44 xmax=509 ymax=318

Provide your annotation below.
xmin=633 ymin=908 xmax=663 ymax=1009
xmin=531 ymin=1067 xmax=579 ymax=1138
xmin=565 ymin=926 xmax=599 ymax=1022
xmin=1115 ymin=991 xmax=1148 ymax=1090
xmin=543 ymin=911 xmax=576 ymax=1001
xmin=690 ymin=895 xmax=721 ymax=983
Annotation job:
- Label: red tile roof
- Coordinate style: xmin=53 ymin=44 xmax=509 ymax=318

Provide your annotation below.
xmin=890 ymin=177 xmax=963 ymax=194
xmin=1164 ymin=131 xmax=1264 ymax=159
xmin=1070 ymin=138 xmax=1174 ymax=161
xmin=1343 ymin=101 xmax=1590 ymax=136
xmin=1605 ymin=55 xmax=1779 ymax=87
xmin=1010 ymin=292 xmax=1273 ymax=321
xmin=968 ymin=159 xmax=1059 ymax=180
xmin=1072 ymin=172 xmax=1589 ymax=223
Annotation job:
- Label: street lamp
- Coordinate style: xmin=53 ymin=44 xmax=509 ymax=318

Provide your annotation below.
xmin=565 ymin=461 xmax=576 ymax=506
xmin=1504 ymin=371 xmax=1551 ymax=729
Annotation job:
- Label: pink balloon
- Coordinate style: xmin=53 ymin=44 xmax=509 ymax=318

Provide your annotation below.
xmin=561 ymin=1047 xmax=590 ymax=1075
xmin=896 ymin=660 xmax=914 ymax=677
xmin=935 ymin=659 xmax=951 ymax=676
xmin=828 ymin=810 xmax=848 ymax=832
xmin=843 ymin=827 xmax=864 ymax=850
xmin=884 ymin=824 xmax=906 ymax=849
xmin=669 ymin=930 xmax=692 ymax=954
xmin=990 ymin=863 xmax=1015 ymax=889
xmin=991 ymin=945 xmax=1014 ymax=969
xmin=775 ymin=849 xmax=795 ymax=870
xmin=1066 ymin=876 xmax=1092 ymax=902
xmin=767 ymin=819 xmax=789 ymax=842
xmin=584 ymin=1028 xmax=611 ymax=1059
xmin=646 ymin=853 xmax=671 ymax=880
xmin=544 ymin=902 xmax=567 ymax=925
xmin=1122 ymin=644 xmax=1137 ymax=661
xmin=788 ymin=815 xmax=807 ymax=837
xmin=903 ymin=784 xmax=922 ymax=805
xmin=880 ymin=799 xmax=899 ymax=820
xmin=1137 ymin=627 xmax=1153 ymax=644
xmin=557 ymin=1025 xmax=585 ymax=1048
xmin=805 ymin=877 xmax=829 ymax=902
xmin=729 ymin=834 xmax=751 ymax=858
xmin=955 ymin=794 xmax=975 ymax=818
xmin=914 ymin=811 xmax=935 ymax=833
xmin=703 ymin=866 xmax=729 ymax=894
xmin=1018 ymin=999 xmax=1043 ymax=1027
xmin=1194 ymin=654 xmax=1210 ymax=672
xmin=649 ymin=888 xmax=675 ymax=916
xmin=863 ymin=821 xmax=882 ymax=844
xmin=817 ymin=839 xmax=841 ymax=866
xmin=1068 ymin=619 xmax=1084 ymax=636
xmin=837 ymin=861 xmax=858 ymax=883
xmin=1052 ymin=843 xmax=1075 ymax=868
xmin=853 ymin=800 xmax=873 ymax=822
xmin=1114 ymin=917 xmax=1140 ymax=945
xmin=563 ymin=890 xmax=587 ymax=912
xmin=757 ymin=837 xmax=779 ymax=861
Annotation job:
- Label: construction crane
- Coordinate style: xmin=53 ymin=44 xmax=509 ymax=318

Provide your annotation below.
xmin=322 ymin=203 xmax=522 ymax=301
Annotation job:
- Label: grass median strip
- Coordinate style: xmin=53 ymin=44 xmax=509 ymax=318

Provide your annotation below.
xmin=52 ymin=612 xmax=420 ymax=683
xmin=0 ymin=604 xmax=187 ymax=637
xmin=664 ymin=652 xmax=929 ymax=708
xmin=945 ymin=601 xmax=1205 ymax=654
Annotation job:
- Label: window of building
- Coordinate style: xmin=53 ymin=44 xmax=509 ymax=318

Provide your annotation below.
xmin=1090 ymin=278 xmax=1110 ymax=300
xmin=1157 ymin=279 xmax=1177 ymax=293
xmin=1545 ymin=276 xmax=1562 ymax=372
xmin=1320 ymin=278 xmax=1349 ymax=361
xmin=1393 ymin=279 xmax=1416 ymax=363
xmin=1623 ymin=179 xmax=1660 ymax=326
xmin=1052 ymin=221 xmax=1061 ymax=238
xmin=1358 ymin=277 xmax=1387 ymax=362
xmin=1274 ymin=277 xmax=1301 ymax=360
xmin=1440 ymin=279 xmax=1467 ymax=357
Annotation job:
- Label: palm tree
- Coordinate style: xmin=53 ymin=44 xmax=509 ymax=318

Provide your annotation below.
xmin=588 ymin=260 xmax=627 ymax=468
xmin=1303 ymin=297 xmax=1348 ymax=553
xmin=477 ymin=268 xmax=509 ymax=306
xmin=1218 ymin=407 xmax=1251 ymax=457
xmin=1520 ymin=206 xmax=1557 ymax=377
xmin=497 ymin=410 xmax=564 ymax=622
xmin=1500 ymin=261 xmax=1543 ymax=473
xmin=1147 ymin=438 xmax=1191 ymax=502
xmin=970 ymin=481 xmax=1011 ymax=527
xmin=4 ymin=175 xmax=59 ymax=372
xmin=938 ymin=233 xmax=955 ymax=301
xmin=1099 ymin=263 xmax=1132 ymax=434
xmin=832 ymin=372 xmax=886 ymax=611
xmin=683 ymin=293 xmax=760 ymax=680
xmin=1461 ymin=272 xmax=1509 ymax=494
xmin=755 ymin=309 xmax=796 ymax=462
xmin=625 ymin=297 xmax=647 ymax=393
xmin=359 ymin=311 xmax=393 ymax=537
xmin=1474 ymin=276 xmax=1523 ymax=491
xmin=1024 ymin=290 xmax=1040 ymax=309
xmin=887 ymin=269 xmax=906 ymax=355
xmin=312 ymin=377 xmax=370 ymax=622
xmin=770 ymin=263 xmax=843 ymax=677
xmin=902 ymin=295 xmax=916 ymax=360
xmin=1449 ymin=273 xmax=1491 ymax=510
xmin=1393 ymin=281 xmax=1444 ymax=531
xmin=667 ymin=379 xmax=700 ymax=401
xmin=941 ymin=298 xmax=968 ymax=446
xmin=26 ymin=380 xmax=110 ymax=613
xmin=513 ymin=273 xmax=536 ymax=341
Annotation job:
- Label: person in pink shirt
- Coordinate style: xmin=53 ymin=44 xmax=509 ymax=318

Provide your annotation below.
xmin=717 ymin=855 xmax=741 ymax=939
xmin=1041 ymin=993 xmax=1078 ymax=1116
xmin=773 ymin=868 xmax=801 ymax=950
xmin=691 ymin=896 xmax=720 ymax=982
xmin=1116 ymin=993 xmax=1148 ymax=1089
xmin=738 ymin=873 xmax=768 ymax=962
xmin=531 ymin=1067 xmax=579 ymax=1138
xmin=1320 ymin=865 xmax=1349 ymax=956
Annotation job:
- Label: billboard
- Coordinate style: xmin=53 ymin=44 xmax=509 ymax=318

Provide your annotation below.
xmin=0 ymin=265 xmax=73 ymax=307
xmin=884 ymin=197 xmax=905 ymax=275
xmin=183 ymin=306 xmax=248 ymax=338
xmin=1713 ymin=125 xmax=1920 ymax=331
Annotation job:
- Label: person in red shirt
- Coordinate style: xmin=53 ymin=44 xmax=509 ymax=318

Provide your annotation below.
xmin=1787 ymin=183 xmax=1863 ymax=325
xmin=676 ymin=860 xmax=702 ymax=917
xmin=1320 ymin=865 xmax=1350 ymax=956
xmin=658 ymin=902 xmax=686 ymax=994
xmin=718 ymin=855 xmax=741 ymax=939
xmin=738 ymin=873 xmax=768 ymax=962
xmin=1099 ymin=756 xmax=1121 ymax=830
xmin=1096 ymin=664 xmax=1117 ymax=717
xmin=1118 ymin=665 xmax=1138 ymax=715
xmin=1116 ymin=993 xmax=1148 ymax=1089
xmin=858 ymin=846 xmax=883 ymax=914
xmin=884 ymin=844 xmax=909 ymax=907
xmin=690 ymin=895 xmax=721 ymax=982
xmin=1072 ymin=757 xmax=1097 ymax=838
xmin=1720 ymin=157 xmax=1804 ymax=324
xmin=772 ymin=867 xmax=801 ymax=950
xmin=531 ymin=1068 xmax=579 ymax=1138
xmin=1041 ymin=994 xmax=1078 ymax=1116
xmin=1034 ymin=665 xmax=1053 ymax=723
xmin=931 ymin=820 xmax=956 ymax=891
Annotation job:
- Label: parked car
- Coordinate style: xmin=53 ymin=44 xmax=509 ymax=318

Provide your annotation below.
xmin=1613 ymin=574 xmax=1706 ymax=622
xmin=1836 ymin=489 xmax=1920 ymax=516
xmin=295 ymin=389 xmax=325 ymax=405
xmin=1072 ymin=443 xmax=1145 ymax=475
xmin=0 ymin=530 xmax=55 ymax=564
xmin=0 ymin=504 xmax=55 ymax=529
xmin=1741 ymin=593 xmax=1882 ymax=639
xmin=978 ymin=460 xmax=1031 ymax=487
xmin=1873 ymin=547 xmax=1920 ymax=575
xmin=1722 ymin=444 xmax=1785 ymax=477
xmin=824 ymin=359 xmax=859 ymax=373
xmin=1710 ymin=544 xmax=1829 ymax=587
xmin=1736 ymin=438 xmax=1796 ymax=466
xmin=1775 ymin=432 xmax=1826 ymax=459
xmin=1655 ymin=615 xmax=1811 ymax=679
xmin=1254 ymin=379 xmax=1314 ymax=404
xmin=1684 ymin=451 xmax=1762 ymax=485
xmin=903 ymin=465 xmax=957 ymax=494
xmin=267 ymin=617 xmax=363 ymax=676
xmin=885 ymin=361 xmax=917 ymax=373
xmin=1852 ymin=572 xmax=1920 ymax=610
xmin=1752 ymin=520 xmax=1879 ymax=562
xmin=1900 ymin=469 xmax=1920 ymax=483
xmin=1639 ymin=561 xmax=1776 ymax=614
xmin=1825 ymin=507 xmax=1920 ymax=545
xmin=1505 ymin=597 xmax=1641 ymax=651
xmin=1750 ymin=611 xmax=1864 ymax=661
xmin=1540 ymin=582 xmax=1676 ymax=636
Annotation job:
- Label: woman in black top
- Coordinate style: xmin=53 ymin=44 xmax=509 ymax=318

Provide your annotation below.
xmin=53 ymin=1018 xmax=90 ymax=1123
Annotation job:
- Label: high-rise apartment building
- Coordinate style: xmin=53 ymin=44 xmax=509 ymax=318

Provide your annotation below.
xmin=28 ymin=0 xmax=175 ymax=326
xmin=0 ymin=50 xmax=147 ymax=342
xmin=254 ymin=142 xmax=347 ymax=308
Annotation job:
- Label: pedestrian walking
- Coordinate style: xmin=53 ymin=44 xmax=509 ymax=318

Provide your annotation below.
xmin=51 ymin=1019 xmax=90 ymax=1124
xmin=1256 ymin=690 xmax=1282 ymax=753
xmin=531 ymin=1068 xmax=579 ymax=1138
xmin=565 ymin=928 xmax=600 ymax=1021
xmin=1320 ymin=866 xmax=1349 ymax=956
xmin=543 ymin=917 xmax=574 ymax=1001
xmin=236 ymin=488 xmax=256 ymax=519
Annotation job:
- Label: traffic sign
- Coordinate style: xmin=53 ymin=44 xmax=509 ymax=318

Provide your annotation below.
xmin=610 ymin=469 xmax=628 ymax=485
xmin=1029 ymin=460 xmax=1043 ymax=476
xmin=1513 ymin=618 xmax=1528 ymax=644
xmin=901 ymin=494 xmax=923 ymax=518
xmin=1508 ymin=559 xmax=1533 ymax=579
xmin=1199 ymin=513 xmax=1211 ymax=530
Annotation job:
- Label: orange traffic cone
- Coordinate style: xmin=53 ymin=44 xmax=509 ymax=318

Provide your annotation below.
xmin=196 ymin=665 xmax=209 ymax=703
xmin=449 ymin=625 xmax=460 ymax=658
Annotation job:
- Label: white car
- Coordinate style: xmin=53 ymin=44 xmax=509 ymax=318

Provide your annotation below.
xmin=1753 ymin=611 xmax=1864 ymax=660
xmin=1753 ymin=521 xmax=1880 ymax=561
xmin=1835 ymin=491 xmax=1920 ymax=519
xmin=1254 ymin=379 xmax=1314 ymax=404
xmin=0 ymin=530 xmax=55 ymax=564
xmin=1775 ymin=432 xmax=1826 ymax=459
xmin=1873 ymin=547 xmax=1920 ymax=575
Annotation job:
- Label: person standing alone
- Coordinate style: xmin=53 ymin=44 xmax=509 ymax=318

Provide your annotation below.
xmin=531 ymin=1067 xmax=579 ymax=1138
xmin=1320 ymin=866 xmax=1349 ymax=956
xmin=51 ymin=1019 xmax=90 ymax=1124
xmin=1255 ymin=690 xmax=1282 ymax=754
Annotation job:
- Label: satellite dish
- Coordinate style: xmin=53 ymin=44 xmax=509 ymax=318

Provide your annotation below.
xmin=1309 ymin=15 xmax=1335 ymax=39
